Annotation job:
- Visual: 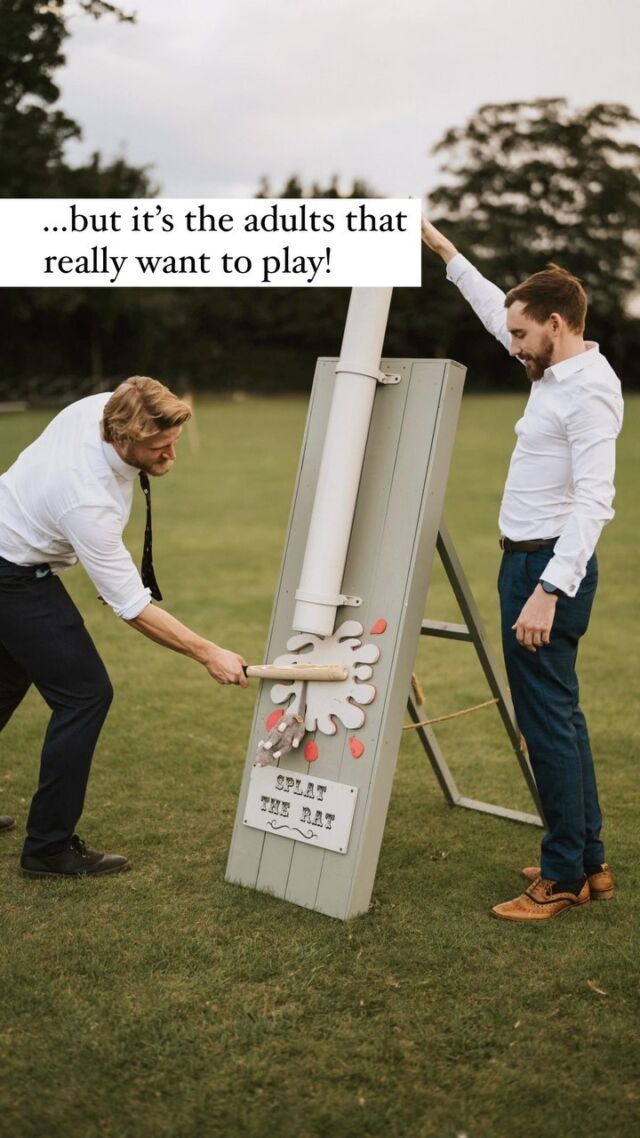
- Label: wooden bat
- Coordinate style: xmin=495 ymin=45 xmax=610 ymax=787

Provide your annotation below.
xmin=243 ymin=664 xmax=348 ymax=682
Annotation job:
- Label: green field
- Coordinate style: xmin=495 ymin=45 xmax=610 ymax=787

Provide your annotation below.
xmin=1 ymin=394 xmax=638 ymax=1138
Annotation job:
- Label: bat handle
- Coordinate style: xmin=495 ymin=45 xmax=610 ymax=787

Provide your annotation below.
xmin=244 ymin=664 xmax=349 ymax=681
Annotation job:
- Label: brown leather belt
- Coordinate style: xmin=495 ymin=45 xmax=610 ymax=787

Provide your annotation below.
xmin=499 ymin=537 xmax=558 ymax=553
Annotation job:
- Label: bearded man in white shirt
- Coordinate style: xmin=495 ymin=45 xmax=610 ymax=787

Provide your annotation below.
xmin=0 ymin=376 xmax=248 ymax=878
xmin=421 ymin=218 xmax=623 ymax=922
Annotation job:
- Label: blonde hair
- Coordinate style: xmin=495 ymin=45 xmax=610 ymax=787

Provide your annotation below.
xmin=102 ymin=376 xmax=192 ymax=443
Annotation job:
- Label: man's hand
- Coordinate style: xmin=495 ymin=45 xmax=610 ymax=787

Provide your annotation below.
xmin=201 ymin=644 xmax=248 ymax=687
xmin=421 ymin=216 xmax=459 ymax=264
xmin=512 ymin=585 xmax=558 ymax=652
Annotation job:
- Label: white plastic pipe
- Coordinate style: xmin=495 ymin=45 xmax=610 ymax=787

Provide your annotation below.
xmin=293 ymin=287 xmax=393 ymax=636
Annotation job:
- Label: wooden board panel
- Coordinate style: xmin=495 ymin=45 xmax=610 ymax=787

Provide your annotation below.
xmin=224 ymin=362 xmax=333 ymax=889
xmin=225 ymin=358 xmax=465 ymax=918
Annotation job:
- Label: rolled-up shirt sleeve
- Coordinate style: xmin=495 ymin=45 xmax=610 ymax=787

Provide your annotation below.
xmin=539 ymin=388 xmax=622 ymax=596
xmin=57 ymin=504 xmax=152 ymax=619
xmin=446 ymin=253 xmax=512 ymax=352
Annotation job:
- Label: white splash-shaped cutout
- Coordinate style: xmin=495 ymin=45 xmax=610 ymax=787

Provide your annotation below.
xmin=270 ymin=620 xmax=380 ymax=735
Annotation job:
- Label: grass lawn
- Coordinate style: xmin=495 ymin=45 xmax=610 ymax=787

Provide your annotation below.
xmin=0 ymin=392 xmax=638 ymax=1138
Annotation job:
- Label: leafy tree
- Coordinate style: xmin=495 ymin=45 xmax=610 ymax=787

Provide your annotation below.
xmin=0 ymin=1 xmax=157 ymax=394
xmin=0 ymin=0 xmax=144 ymax=197
xmin=255 ymin=174 xmax=379 ymax=199
xmin=0 ymin=0 xmax=78 ymax=194
xmin=55 ymin=150 xmax=157 ymax=198
xmin=428 ymin=98 xmax=640 ymax=324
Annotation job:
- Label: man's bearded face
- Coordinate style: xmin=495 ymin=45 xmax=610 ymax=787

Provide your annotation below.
xmin=116 ymin=426 xmax=182 ymax=476
xmin=507 ymin=302 xmax=557 ymax=383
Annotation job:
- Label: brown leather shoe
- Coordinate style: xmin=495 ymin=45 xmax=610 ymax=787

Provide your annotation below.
xmin=491 ymin=876 xmax=590 ymax=921
xmin=0 ymin=815 xmax=16 ymax=833
xmin=522 ymin=863 xmax=614 ymax=900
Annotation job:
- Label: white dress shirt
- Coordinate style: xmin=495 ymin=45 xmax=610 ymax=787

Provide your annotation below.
xmin=0 ymin=393 xmax=151 ymax=619
xmin=446 ymin=254 xmax=624 ymax=597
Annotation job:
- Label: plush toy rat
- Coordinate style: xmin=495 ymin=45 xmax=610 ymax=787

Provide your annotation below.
xmin=254 ymin=713 xmax=306 ymax=767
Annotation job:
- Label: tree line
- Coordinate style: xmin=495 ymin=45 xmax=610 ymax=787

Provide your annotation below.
xmin=1 ymin=2 xmax=639 ymax=400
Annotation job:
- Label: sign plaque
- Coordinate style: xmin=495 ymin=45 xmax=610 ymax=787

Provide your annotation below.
xmin=244 ymin=766 xmax=358 ymax=855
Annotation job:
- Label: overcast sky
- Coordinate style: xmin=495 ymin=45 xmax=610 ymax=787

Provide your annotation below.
xmin=60 ymin=0 xmax=640 ymax=199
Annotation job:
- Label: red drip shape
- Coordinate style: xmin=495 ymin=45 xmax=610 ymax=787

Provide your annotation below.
xmin=349 ymin=738 xmax=365 ymax=759
xmin=305 ymin=739 xmax=319 ymax=762
xmin=370 ymin=618 xmax=387 ymax=635
xmin=266 ymin=709 xmax=284 ymax=733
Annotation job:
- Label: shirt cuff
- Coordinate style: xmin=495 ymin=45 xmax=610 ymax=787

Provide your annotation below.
xmin=445 ymin=252 xmax=472 ymax=285
xmin=115 ymin=586 xmax=152 ymax=620
xmin=537 ymin=557 xmax=580 ymax=598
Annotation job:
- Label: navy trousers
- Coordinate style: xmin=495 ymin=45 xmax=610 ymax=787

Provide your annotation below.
xmin=498 ymin=548 xmax=605 ymax=881
xmin=0 ymin=557 xmax=113 ymax=856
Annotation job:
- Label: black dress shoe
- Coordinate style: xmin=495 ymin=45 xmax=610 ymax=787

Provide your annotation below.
xmin=21 ymin=834 xmax=130 ymax=878
xmin=0 ymin=815 xmax=16 ymax=833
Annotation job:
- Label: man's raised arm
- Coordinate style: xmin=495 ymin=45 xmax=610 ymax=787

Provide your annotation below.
xmin=420 ymin=217 xmax=459 ymax=263
xmin=421 ymin=215 xmax=512 ymax=352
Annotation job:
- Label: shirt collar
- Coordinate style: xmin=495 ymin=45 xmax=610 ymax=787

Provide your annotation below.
xmin=101 ymin=438 xmax=140 ymax=481
xmin=544 ymin=342 xmax=600 ymax=383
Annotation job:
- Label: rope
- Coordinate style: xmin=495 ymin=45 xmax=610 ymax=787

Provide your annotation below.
xmin=403 ymin=696 xmax=499 ymax=731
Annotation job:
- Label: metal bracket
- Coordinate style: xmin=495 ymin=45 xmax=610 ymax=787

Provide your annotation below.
xmin=294 ymin=588 xmax=362 ymax=608
xmin=334 ymin=364 xmax=401 ymax=386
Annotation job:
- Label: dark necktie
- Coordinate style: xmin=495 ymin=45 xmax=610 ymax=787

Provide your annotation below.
xmin=139 ymin=472 xmax=163 ymax=601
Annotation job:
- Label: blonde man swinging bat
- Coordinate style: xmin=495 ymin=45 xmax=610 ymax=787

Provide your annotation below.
xmin=0 ymin=377 xmax=248 ymax=879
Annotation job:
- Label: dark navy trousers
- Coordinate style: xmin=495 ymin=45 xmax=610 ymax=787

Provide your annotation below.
xmin=0 ymin=557 xmax=113 ymax=856
xmin=498 ymin=548 xmax=604 ymax=881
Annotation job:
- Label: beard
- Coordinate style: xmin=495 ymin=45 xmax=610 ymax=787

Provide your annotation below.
xmin=117 ymin=440 xmax=175 ymax=476
xmin=518 ymin=337 xmax=554 ymax=382
xmin=138 ymin=457 xmax=174 ymax=477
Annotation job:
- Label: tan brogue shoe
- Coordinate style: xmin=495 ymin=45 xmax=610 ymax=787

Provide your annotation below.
xmin=491 ymin=876 xmax=590 ymax=922
xmin=521 ymin=863 xmax=614 ymax=900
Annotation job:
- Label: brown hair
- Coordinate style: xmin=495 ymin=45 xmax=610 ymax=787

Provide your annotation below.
xmin=102 ymin=376 xmax=192 ymax=443
xmin=505 ymin=263 xmax=587 ymax=334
